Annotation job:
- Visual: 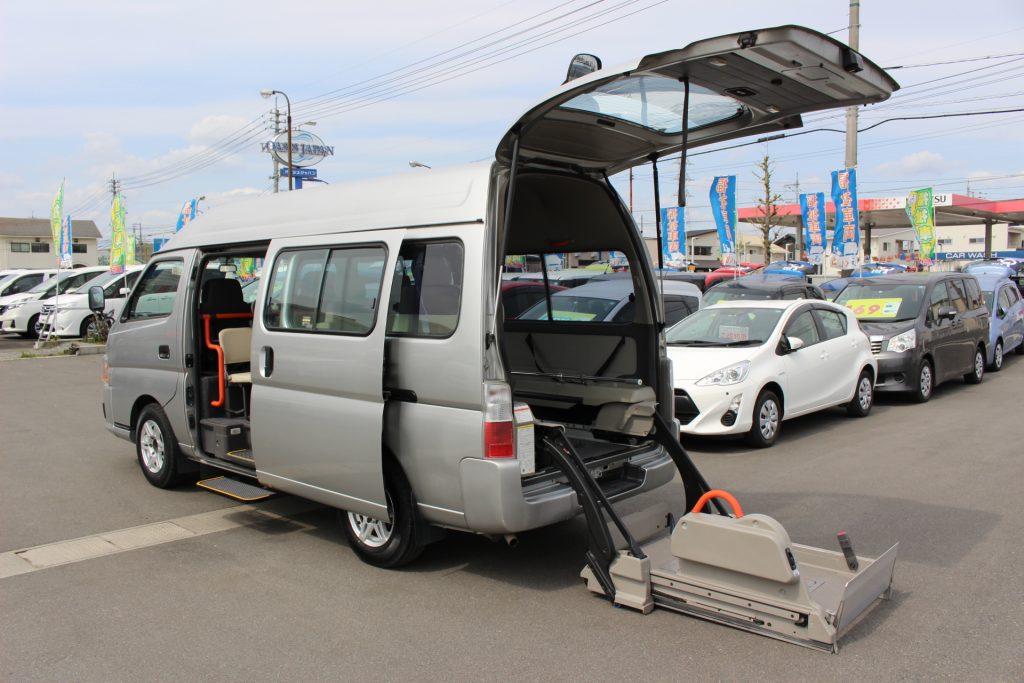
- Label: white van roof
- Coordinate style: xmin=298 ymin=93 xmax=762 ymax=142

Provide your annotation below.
xmin=163 ymin=162 xmax=492 ymax=252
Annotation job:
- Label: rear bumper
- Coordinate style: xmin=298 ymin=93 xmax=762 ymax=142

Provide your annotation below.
xmin=459 ymin=445 xmax=675 ymax=534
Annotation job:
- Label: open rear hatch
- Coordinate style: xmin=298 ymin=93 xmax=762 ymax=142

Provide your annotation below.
xmin=497 ymin=24 xmax=898 ymax=174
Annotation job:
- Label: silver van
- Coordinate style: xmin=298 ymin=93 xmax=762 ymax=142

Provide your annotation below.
xmin=99 ymin=25 xmax=896 ymax=567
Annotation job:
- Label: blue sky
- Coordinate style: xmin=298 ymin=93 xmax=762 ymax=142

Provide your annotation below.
xmin=1 ymin=0 xmax=1022 ymax=241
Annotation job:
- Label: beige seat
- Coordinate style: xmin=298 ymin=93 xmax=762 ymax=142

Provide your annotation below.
xmin=218 ymin=327 xmax=252 ymax=416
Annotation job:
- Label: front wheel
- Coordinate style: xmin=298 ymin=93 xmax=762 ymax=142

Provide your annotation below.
xmin=989 ymin=340 xmax=1003 ymax=371
xmin=341 ymin=459 xmax=424 ymax=568
xmin=846 ymin=370 xmax=874 ymax=417
xmin=136 ymin=404 xmax=185 ymax=488
xmin=964 ymin=346 xmax=985 ymax=384
xmin=912 ymin=359 xmax=933 ymax=403
xmin=745 ymin=390 xmax=781 ymax=448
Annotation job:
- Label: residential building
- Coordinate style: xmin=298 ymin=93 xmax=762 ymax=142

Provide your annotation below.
xmin=0 ymin=217 xmax=101 ymax=269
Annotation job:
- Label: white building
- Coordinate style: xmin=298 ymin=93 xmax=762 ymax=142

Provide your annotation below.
xmin=0 ymin=217 xmax=100 ymax=269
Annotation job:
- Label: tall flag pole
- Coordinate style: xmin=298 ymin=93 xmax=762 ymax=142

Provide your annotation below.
xmin=110 ymin=193 xmax=126 ymax=273
xmin=830 ymin=168 xmax=860 ymax=270
xmin=50 ymin=180 xmax=64 ymax=266
xmin=799 ymin=192 xmax=827 ymax=266
xmin=906 ymin=188 xmax=936 ymax=269
xmin=175 ymin=198 xmax=198 ymax=232
xmin=60 ymin=215 xmax=73 ymax=269
xmin=709 ymin=176 xmax=737 ymax=267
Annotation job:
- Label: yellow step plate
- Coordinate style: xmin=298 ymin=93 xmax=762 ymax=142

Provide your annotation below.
xmin=197 ymin=476 xmax=274 ymax=502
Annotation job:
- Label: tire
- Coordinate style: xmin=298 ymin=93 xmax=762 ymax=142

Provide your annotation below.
xmin=745 ymin=390 xmax=781 ymax=448
xmin=964 ymin=346 xmax=985 ymax=384
xmin=80 ymin=316 xmax=97 ymax=340
xmin=136 ymin=404 xmax=185 ymax=488
xmin=912 ymin=359 xmax=933 ymax=404
xmin=21 ymin=314 xmax=40 ymax=339
xmin=341 ymin=458 xmax=424 ymax=568
xmin=846 ymin=369 xmax=874 ymax=417
xmin=990 ymin=340 xmax=1004 ymax=372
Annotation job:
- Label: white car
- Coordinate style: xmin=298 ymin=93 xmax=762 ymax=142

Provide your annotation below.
xmin=0 ymin=267 xmax=108 ymax=337
xmin=0 ymin=269 xmax=57 ymax=302
xmin=37 ymin=266 xmax=144 ymax=338
xmin=666 ymin=300 xmax=877 ymax=448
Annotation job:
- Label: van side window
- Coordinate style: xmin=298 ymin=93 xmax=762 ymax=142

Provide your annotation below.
xmin=964 ymin=278 xmax=983 ymax=310
xmin=386 ymin=241 xmax=464 ymax=338
xmin=125 ymin=260 xmax=184 ymax=320
xmin=928 ymin=282 xmax=950 ymax=319
xmin=947 ymin=278 xmax=969 ymax=313
xmin=265 ymin=246 xmax=387 ymax=336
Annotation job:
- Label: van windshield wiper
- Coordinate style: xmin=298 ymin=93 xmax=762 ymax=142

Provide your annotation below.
xmin=721 ymin=339 xmax=765 ymax=346
xmin=668 ymin=339 xmax=722 ymax=346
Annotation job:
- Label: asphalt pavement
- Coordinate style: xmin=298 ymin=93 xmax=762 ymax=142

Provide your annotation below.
xmin=1 ymin=352 xmax=1022 ymax=681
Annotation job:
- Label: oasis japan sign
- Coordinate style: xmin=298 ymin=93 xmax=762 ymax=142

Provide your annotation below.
xmin=261 ymin=130 xmax=335 ymax=167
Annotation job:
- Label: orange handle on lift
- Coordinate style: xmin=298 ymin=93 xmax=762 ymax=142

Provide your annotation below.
xmin=203 ymin=312 xmax=253 ymax=408
xmin=691 ymin=489 xmax=744 ymax=518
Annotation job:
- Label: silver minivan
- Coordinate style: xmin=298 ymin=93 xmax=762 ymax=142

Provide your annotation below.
xmin=100 ymin=25 xmax=896 ymax=567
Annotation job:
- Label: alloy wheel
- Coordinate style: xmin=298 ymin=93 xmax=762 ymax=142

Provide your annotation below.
xmin=139 ymin=419 xmax=166 ymax=474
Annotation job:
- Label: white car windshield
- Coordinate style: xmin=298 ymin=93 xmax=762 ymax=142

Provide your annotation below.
xmin=666 ymin=307 xmax=783 ymax=347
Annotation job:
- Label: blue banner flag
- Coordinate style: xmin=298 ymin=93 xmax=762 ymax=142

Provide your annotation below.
xmin=60 ymin=215 xmax=73 ymax=268
xmin=709 ymin=176 xmax=737 ymax=266
xmin=659 ymin=206 xmax=685 ymax=267
xmin=175 ymin=198 xmax=198 ymax=232
xmin=830 ymin=168 xmax=860 ymax=268
xmin=799 ymin=192 xmax=827 ymax=265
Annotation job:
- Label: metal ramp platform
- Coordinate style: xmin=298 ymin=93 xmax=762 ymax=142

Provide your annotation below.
xmin=536 ymin=414 xmax=898 ymax=653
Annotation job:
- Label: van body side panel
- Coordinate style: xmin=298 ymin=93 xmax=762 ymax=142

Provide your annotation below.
xmin=106 ymin=250 xmax=195 ymax=437
xmin=383 ymin=226 xmax=485 ymax=522
xmin=251 ymin=231 xmax=405 ymax=519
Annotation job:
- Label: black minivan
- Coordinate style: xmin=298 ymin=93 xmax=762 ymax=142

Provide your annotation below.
xmin=834 ymin=273 xmax=989 ymax=402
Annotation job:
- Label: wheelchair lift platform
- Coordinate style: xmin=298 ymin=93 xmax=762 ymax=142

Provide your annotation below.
xmin=537 ymin=416 xmax=898 ymax=654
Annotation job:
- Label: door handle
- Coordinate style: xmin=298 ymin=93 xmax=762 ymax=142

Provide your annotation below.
xmin=261 ymin=346 xmax=274 ymax=378
xmin=158 ymin=345 xmax=170 ymax=359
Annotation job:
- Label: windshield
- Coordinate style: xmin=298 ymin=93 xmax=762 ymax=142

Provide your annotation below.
xmin=666 ymin=307 xmax=783 ymax=347
xmin=519 ymin=294 xmax=621 ymax=322
xmin=560 ymin=75 xmax=744 ymax=134
xmin=703 ymin=288 xmax=774 ymax=306
xmin=835 ymin=283 xmax=927 ymax=321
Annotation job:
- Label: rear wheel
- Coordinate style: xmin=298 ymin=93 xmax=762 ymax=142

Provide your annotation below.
xmin=846 ymin=370 xmax=874 ymax=417
xmin=990 ymin=340 xmax=1004 ymax=372
xmin=912 ymin=359 xmax=933 ymax=404
xmin=745 ymin=390 xmax=781 ymax=448
xmin=342 ymin=458 xmax=424 ymax=568
xmin=80 ymin=316 xmax=98 ymax=340
xmin=136 ymin=404 xmax=185 ymax=488
xmin=20 ymin=314 xmax=39 ymax=339
xmin=964 ymin=346 xmax=985 ymax=384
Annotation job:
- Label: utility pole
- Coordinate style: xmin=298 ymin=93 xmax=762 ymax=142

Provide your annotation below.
xmin=785 ymin=173 xmax=804 ymax=260
xmin=844 ymin=0 xmax=861 ymax=169
xmin=271 ymin=106 xmax=282 ymax=193
xmin=108 ymin=174 xmax=121 ymax=199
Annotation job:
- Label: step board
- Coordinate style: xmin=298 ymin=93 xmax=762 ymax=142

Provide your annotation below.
xmin=223 ymin=448 xmax=255 ymax=468
xmin=197 ymin=476 xmax=275 ymax=502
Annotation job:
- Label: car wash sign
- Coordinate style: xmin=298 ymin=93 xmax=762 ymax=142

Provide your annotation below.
xmin=261 ymin=130 xmax=335 ymax=167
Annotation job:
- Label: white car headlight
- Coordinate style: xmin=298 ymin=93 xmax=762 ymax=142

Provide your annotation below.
xmin=886 ymin=329 xmax=916 ymax=353
xmin=696 ymin=360 xmax=751 ymax=387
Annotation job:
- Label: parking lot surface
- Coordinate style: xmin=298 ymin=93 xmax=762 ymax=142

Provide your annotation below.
xmin=1 ymin=353 xmax=1022 ymax=681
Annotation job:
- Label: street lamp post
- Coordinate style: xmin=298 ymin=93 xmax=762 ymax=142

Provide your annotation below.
xmin=261 ymin=88 xmax=293 ymax=191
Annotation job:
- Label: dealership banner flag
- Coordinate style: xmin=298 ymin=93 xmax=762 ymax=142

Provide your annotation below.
xmin=905 ymin=188 xmax=936 ymax=264
xmin=60 ymin=215 xmax=73 ymax=268
xmin=830 ymin=168 xmax=860 ymax=268
xmin=659 ymin=206 xmax=685 ymax=267
xmin=799 ymin=192 xmax=827 ymax=265
xmin=175 ymin=198 xmax=198 ymax=232
xmin=709 ymin=176 xmax=737 ymax=266
xmin=110 ymin=193 xmax=126 ymax=273
xmin=50 ymin=180 xmax=64 ymax=259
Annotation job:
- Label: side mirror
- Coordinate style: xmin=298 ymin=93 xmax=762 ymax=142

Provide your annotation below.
xmin=563 ymin=53 xmax=602 ymax=84
xmin=788 ymin=336 xmax=806 ymax=351
xmin=118 ymin=287 xmax=130 ymax=296
xmin=88 ymin=285 xmax=105 ymax=313
xmin=937 ymin=305 xmax=957 ymax=322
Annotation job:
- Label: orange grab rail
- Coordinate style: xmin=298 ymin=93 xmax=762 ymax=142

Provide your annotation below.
xmin=690 ymin=489 xmax=744 ymax=518
xmin=202 ymin=312 xmax=253 ymax=408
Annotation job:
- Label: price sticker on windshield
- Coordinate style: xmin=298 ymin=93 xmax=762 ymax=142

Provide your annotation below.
xmin=845 ymin=298 xmax=902 ymax=318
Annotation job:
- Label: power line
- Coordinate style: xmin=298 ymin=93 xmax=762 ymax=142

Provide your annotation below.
xmin=885 ymin=51 xmax=1024 ymax=70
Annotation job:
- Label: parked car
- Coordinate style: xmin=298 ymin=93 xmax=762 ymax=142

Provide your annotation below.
xmin=763 ymin=260 xmax=815 ymax=276
xmin=593 ymin=269 xmax=709 ymax=292
xmin=704 ymin=262 xmax=764 ymax=288
xmin=0 ymin=269 xmax=56 ymax=301
xmin=846 ymin=262 xmax=908 ymax=278
xmin=833 ymin=272 xmax=989 ymax=402
xmin=973 ymin=272 xmax=1024 ymax=369
xmin=501 ymin=280 xmax=566 ymax=319
xmin=964 ymin=261 xmax=1024 ymax=295
xmin=820 ymin=277 xmax=852 ymax=301
xmin=0 ymin=267 xmax=107 ymax=337
xmin=506 ymin=267 xmax=604 ymax=289
xmin=666 ymin=300 xmax=877 ymax=447
xmin=518 ymin=278 xmax=702 ymax=327
xmin=36 ymin=266 xmax=144 ymax=338
xmin=703 ymin=274 xmax=824 ymax=306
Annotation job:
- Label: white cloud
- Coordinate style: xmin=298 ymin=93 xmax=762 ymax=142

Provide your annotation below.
xmin=875 ymin=151 xmax=952 ymax=177
xmin=187 ymin=115 xmax=252 ymax=145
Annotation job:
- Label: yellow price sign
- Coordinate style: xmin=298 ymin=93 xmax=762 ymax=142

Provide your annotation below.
xmin=845 ymin=298 xmax=903 ymax=319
